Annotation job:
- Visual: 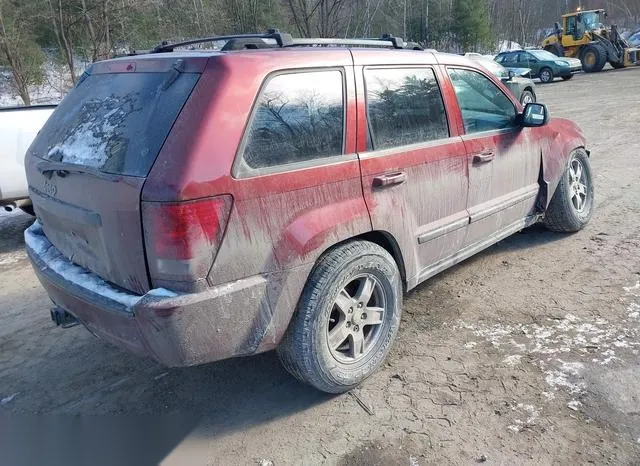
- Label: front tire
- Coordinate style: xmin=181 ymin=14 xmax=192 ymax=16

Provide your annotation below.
xmin=562 ymin=74 xmax=573 ymax=81
xmin=581 ymin=44 xmax=607 ymax=72
xmin=539 ymin=67 xmax=554 ymax=83
xmin=520 ymin=89 xmax=535 ymax=105
xmin=544 ymin=149 xmax=594 ymax=232
xmin=277 ymin=241 xmax=402 ymax=393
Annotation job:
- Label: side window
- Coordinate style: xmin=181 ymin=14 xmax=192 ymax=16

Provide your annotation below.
xmin=566 ymin=16 xmax=577 ymax=37
xmin=364 ymin=68 xmax=448 ymax=150
xmin=241 ymin=70 xmax=344 ymax=171
xmin=447 ymin=68 xmax=516 ymax=134
xmin=501 ymin=53 xmax=517 ymax=65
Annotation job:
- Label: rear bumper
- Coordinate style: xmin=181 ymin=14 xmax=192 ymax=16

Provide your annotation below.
xmin=25 ymin=222 xmax=272 ymax=366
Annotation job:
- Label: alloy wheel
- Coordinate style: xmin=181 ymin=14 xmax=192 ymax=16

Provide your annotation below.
xmin=327 ymin=274 xmax=386 ymax=364
xmin=569 ymin=156 xmax=589 ymax=212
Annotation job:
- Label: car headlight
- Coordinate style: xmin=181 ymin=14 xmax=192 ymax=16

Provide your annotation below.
xmin=555 ymin=60 xmax=569 ymax=66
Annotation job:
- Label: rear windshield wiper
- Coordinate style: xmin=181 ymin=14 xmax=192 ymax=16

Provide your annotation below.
xmin=37 ymin=160 xmax=122 ymax=182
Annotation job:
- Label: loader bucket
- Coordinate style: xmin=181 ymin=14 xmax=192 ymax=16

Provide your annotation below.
xmin=624 ymin=48 xmax=640 ymax=66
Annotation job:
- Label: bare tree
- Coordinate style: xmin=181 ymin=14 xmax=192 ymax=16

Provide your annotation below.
xmin=286 ymin=0 xmax=348 ymax=37
xmin=48 ymin=0 xmax=76 ymax=84
xmin=0 ymin=0 xmax=44 ymax=105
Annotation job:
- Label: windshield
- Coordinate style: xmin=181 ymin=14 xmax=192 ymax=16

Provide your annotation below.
xmin=582 ymin=12 xmax=601 ymax=31
xmin=529 ymin=50 xmax=561 ymax=61
xmin=475 ymin=58 xmax=509 ymax=78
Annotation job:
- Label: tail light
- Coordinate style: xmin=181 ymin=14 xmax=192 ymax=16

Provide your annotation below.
xmin=142 ymin=195 xmax=233 ymax=290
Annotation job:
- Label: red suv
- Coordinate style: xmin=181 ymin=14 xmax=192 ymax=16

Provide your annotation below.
xmin=24 ymin=32 xmax=594 ymax=393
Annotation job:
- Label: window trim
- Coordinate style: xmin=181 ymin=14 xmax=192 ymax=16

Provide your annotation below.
xmin=445 ymin=66 xmax=519 ymax=137
xmin=362 ymin=65 xmax=451 ymax=152
xmin=232 ymin=67 xmax=347 ymax=179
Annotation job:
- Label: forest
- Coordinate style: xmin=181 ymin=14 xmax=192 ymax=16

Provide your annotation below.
xmin=1 ymin=0 xmax=640 ymax=104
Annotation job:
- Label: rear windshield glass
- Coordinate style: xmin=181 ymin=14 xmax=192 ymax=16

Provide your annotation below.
xmin=30 ymin=71 xmax=200 ymax=177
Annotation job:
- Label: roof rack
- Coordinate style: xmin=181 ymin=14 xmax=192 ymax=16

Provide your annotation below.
xmin=150 ymin=29 xmax=292 ymax=53
xmin=288 ymin=36 xmax=422 ymax=50
xmin=149 ymin=30 xmax=423 ymax=53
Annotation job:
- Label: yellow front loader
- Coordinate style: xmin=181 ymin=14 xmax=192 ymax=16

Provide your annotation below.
xmin=541 ymin=9 xmax=640 ymax=73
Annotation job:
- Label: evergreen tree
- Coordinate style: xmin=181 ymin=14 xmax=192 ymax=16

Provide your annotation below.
xmin=452 ymin=0 xmax=491 ymax=51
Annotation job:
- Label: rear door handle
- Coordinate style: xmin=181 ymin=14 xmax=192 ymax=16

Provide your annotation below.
xmin=373 ymin=172 xmax=407 ymax=188
xmin=473 ymin=150 xmax=495 ymax=164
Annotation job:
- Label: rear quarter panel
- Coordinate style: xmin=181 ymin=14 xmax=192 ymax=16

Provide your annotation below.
xmin=144 ymin=50 xmax=371 ymax=353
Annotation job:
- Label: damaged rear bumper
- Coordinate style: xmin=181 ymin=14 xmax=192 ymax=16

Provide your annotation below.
xmin=25 ymin=222 xmax=271 ymax=366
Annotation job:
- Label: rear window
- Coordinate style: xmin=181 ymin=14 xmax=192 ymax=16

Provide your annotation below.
xmin=30 ymin=70 xmax=200 ymax=177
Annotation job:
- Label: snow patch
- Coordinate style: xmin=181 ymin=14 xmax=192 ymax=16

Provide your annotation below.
xmin=541 ymin=391 xmax=555 ymax=400
xmin=458 ymin=284 xmax=640 ymax=406
xmin=147 ymin=288 xmax=178 ymax=298
xmin=567 ymin=400 xmax=582 ymax=411
xmin=24 ymin=222 xmax=179 ymax=309
xmin=502 ymin=355 xmax=522 ymax=366
xmin=545 ymin=370 xmax=585 ymax=394
xmin=47 ymin=101 xmax=121 ymax=168
xmin=507 ymin=403 xmax=540 ymax=432
xmin=1 ymin=392 xmax=19 ymax=405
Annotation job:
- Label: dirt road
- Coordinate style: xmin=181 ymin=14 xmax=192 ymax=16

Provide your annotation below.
xmin=2 ymin=68 xmax=640 ymax=465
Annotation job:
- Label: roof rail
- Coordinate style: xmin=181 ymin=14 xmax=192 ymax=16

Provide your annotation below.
xmin=287 ymin=34 xmax=423 ymax=50
xmin=150 ymin=29 xmax=292 ymax=53
xmin=148 ymin=30 xmax=424 ymax=54
xmin=285 ymin=34 xmax=422 ymax=50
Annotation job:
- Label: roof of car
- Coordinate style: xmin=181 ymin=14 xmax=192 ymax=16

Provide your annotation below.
xmin=112 ymin=44 xmax=481 ymax=69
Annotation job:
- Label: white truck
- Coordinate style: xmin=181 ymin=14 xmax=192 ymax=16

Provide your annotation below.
xmin=0 ymin=105 xmax=56 ymax=214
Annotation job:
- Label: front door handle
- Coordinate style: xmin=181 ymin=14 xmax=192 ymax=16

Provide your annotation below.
xmin=373 ymin=172 xmax=407 ymax=188
xmin=473 ymin=150 xmax=495 ymax=164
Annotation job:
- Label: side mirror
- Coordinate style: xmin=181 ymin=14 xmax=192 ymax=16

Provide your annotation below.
xmin=500 ymin=70 xmax=515 ymax=82
xmin=518 ymin=103 xmax=549 ymax=127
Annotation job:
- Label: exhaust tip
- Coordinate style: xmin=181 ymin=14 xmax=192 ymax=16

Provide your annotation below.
xmin=50 ymin=307 xmax=79 ymax=328
xmin=3 ymin=204 xmax=15 ymax=212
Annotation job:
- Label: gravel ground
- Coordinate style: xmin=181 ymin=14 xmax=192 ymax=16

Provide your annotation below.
xmin=1 ymin=67 xmax=640 ymax=465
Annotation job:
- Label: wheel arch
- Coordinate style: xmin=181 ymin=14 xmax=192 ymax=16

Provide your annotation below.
xmin=254 ymin=229 xmax=408 ymax=355
xmin=312 ymin=230 xmax=408 ymax=291
xmin=355 ymin=230 xmax=407 ymax=291
xmin=540 ymin=142 xmax=588 ymax=210
xmin=523 ymin=86 xmax=536 ymax=101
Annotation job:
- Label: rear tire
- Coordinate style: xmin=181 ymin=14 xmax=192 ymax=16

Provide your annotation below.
xmin=543 ymin=149 xmax=594 ymax=233
xmin=277 ymin=241 xmax=402 ymax=393
xmin=610 ymin=61 xmax=626 ymax=69
xmin=539 ymin=67 xmax=554 ymax=83
xmin=581 ymin=45 xmax=607 ymax=72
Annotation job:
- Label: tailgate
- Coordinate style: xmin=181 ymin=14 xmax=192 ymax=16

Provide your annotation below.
xmin=25 ymin=56 xmax=205 ymax=294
